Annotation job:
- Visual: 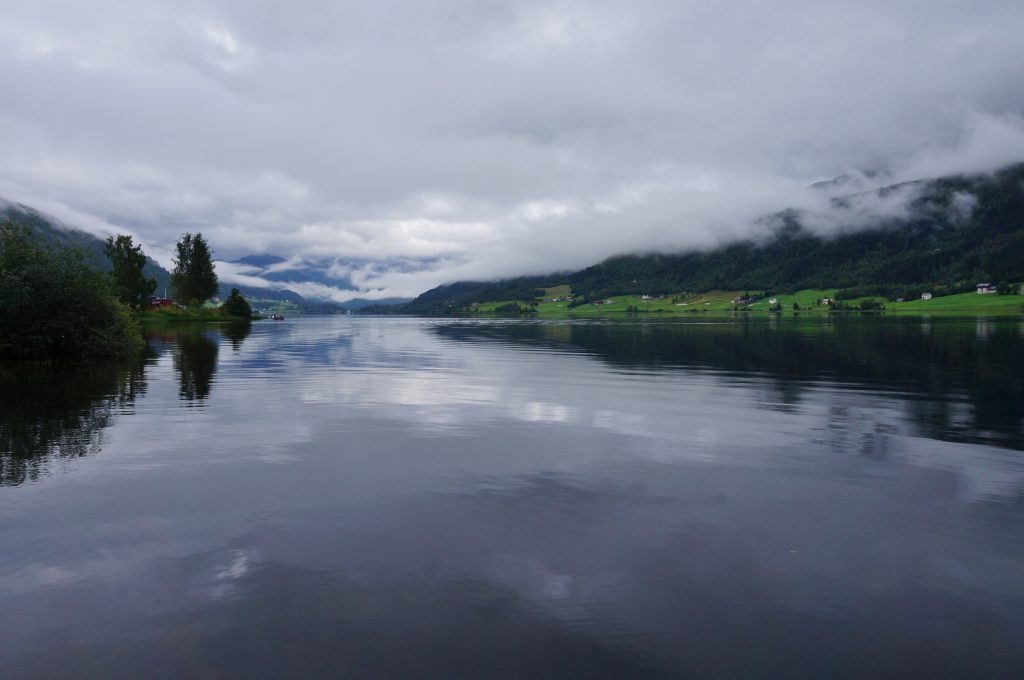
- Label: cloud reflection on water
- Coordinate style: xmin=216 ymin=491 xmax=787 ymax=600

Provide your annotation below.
xmin=1 ymin=317 xmax=1022 ymax=678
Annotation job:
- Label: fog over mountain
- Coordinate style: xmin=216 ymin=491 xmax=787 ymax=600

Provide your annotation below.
xmin=2 ymin=1 xmax=1023 ymax=301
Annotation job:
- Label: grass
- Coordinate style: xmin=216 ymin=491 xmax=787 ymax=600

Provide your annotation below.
xmin=466 ymin=286 xmax=1024 ymax=317
xmin=140 ymin=306 xmax=252 ymax=323
xmin=888 ymin=291 xmax=1024 ymax=314
xmin=247 ymin=298 xmax=301 ymax=317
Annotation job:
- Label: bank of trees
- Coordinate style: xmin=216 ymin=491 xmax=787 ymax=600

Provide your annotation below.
xmin=0 ymin=219 xmax=143 ymax=360
xmin=0 ymin=219 xmax=256 ymax=360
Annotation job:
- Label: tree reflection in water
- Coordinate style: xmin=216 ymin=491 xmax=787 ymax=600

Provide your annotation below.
xmin=165 ymin=323 xmax=250 ymax=402
xmin=0 ymin=323 xmax=253 ymax=485
xmin=223 ymin=322 xmax=252 ymax=353
xmin=172 ymin=330 xmax=218 ymax=402
xmin=0 ymin=359 xmax=147 ymax=486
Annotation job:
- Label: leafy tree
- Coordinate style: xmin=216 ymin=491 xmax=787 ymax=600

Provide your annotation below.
xmin=996 ymin=281 xmax=1016 ymax=295
xmin=221 ymin=288 xmax=253 ymax=320
xmin=169 ymin=233 xmax=218 ymax=304
xmin=104 ymin=234 xmax=156 ymax=309
xmin=0 ymin=219 xmax=143 ymax=359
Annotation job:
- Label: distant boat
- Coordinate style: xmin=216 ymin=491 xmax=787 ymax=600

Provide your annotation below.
xmin=270 ymin=314 xmax=285 ymax=321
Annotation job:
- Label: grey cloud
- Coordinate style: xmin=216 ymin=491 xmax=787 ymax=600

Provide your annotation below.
xmin=1 ymin=0 xmax=1023 ymax=299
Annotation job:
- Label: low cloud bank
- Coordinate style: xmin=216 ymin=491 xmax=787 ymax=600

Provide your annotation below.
xmin=1 ymin=1 xmax=1023 ymax=300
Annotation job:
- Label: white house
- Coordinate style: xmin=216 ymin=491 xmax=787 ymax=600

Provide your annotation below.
xmin=921 ymin=292 xmax=932 ymax=300
xmin=976 ymin=283 xmax=998 ymax=294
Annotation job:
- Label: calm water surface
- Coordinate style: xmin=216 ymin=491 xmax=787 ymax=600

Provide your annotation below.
xmin=1 ymin=316 xmax=1022 ymax=678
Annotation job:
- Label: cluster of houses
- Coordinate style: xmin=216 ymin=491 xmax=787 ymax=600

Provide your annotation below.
xmin=543 ymin=282 xmax=1014 ymax=310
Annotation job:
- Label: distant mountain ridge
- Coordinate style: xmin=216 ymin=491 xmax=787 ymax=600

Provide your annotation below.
xmin=373 ymin=162 xmax=1024 ymax=315
xmin=232 ymin=254 xmax=288 ymax=268
xmin=226 ymin=254 xmax=411 ymax=309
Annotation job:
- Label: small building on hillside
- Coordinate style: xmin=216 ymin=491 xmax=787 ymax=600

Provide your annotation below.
xmin=976 ymin=283 xmax=998 ymax=294
xmin=921 ymin=292 xmax=933 ymax=300
xmin=768 ymin=297 xmax=778 ymax=305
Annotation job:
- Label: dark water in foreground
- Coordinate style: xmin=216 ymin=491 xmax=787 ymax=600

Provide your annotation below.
xmin=1 ymin=316 xmax=1022 ymax=679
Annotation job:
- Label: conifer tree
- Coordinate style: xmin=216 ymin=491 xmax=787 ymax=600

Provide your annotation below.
xmin=221 ymin=288 xmax=253 ymax=320
xmin=169 ymin=233 xmax=218 ymax=304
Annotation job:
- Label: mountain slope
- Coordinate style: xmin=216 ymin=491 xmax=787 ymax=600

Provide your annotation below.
xmin=1 ymin=200 xmax=171 ymax=294
xmin=569 ymin=164 xmax=1024 ymax=297
xmin=381 ymin=162 xmax=1024 ymax=314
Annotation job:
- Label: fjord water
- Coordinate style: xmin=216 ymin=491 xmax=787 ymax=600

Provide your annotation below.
xmin=1 ymin=316 xmax=1022 ymax=678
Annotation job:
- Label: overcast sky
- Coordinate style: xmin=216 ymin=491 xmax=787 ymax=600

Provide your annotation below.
xmin=2 ymin=0 xmax=1024 ymax=300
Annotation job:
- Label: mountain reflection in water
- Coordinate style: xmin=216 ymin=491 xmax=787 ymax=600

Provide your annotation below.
xmin=434 ymin=317 xmax=1024 ymax=449
xmin=0 ymin=316 xmax=1021 ymax=679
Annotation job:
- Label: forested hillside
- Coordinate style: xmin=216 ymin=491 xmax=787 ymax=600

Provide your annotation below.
xmin=1 ymin=201 xmax=171 ymax=294
xmin=380 ymin=163 xmax=1024 ymax=314
xmin=361 ymin=276 xmax=564 ymax=315
xmin=569 ymin=163 xmax=1024 ymax=298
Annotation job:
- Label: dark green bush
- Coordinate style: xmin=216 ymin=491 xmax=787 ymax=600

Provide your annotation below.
xmin=0 ymin=220 xmax=143 ymax=360
xmin=221 ymin=288 xmax=253 ymax=320
xmin=493 ymin=302 xmax=537 ymax=315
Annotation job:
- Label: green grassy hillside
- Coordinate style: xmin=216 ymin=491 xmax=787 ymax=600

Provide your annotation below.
xmin=469 ymin=287 xmax=1023 ymax=317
